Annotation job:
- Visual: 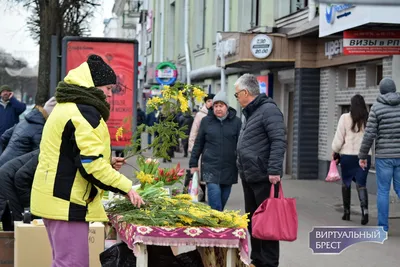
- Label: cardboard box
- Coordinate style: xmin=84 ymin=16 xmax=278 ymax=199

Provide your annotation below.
xmin=14 ymin=222 xmax=104 ymax=267
xmin=0 ymin=232 xmax=14 ymax=267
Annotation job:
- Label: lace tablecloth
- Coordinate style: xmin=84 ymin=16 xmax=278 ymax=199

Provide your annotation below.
xmin=109 ymin=215 xmax=251 ymax=266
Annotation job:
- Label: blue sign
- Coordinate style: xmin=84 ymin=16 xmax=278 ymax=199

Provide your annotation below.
xmin=325 ymin=4 xmax=355 ymax=24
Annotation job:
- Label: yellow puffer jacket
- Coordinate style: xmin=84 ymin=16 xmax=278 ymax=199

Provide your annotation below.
xmin=30 ymin=61 xmax=132 ymax=222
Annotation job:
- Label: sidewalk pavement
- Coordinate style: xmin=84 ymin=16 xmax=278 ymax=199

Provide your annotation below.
xmin=119 ymin=144 xmax=400 ymax=266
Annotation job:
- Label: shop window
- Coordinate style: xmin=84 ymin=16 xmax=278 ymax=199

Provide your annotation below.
xmin=347 ymin=69 xmax=356 ymax=88
xmin=291 ymin=0 xmax=308 ymax=13
xmin=341 ymin=105 xmax=350 ymax=115
xmin=366 ymin=64 xmax=383 ymax=87
xmin=250 ymin=0 xmax=261 ymax=28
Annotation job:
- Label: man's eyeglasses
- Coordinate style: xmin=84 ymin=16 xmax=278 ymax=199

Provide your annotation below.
xmin=234 ymin=89 xmax=246 ymax=98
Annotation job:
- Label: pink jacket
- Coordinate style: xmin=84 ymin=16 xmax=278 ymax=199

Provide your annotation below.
xmin=188 ymin=105 xmax=209 ymax=152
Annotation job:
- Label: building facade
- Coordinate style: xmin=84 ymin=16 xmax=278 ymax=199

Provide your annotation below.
xmin=106 ymin=1 xmax=400 ymax=186
xmin=317 ymin=2 xmax=400 ymax=196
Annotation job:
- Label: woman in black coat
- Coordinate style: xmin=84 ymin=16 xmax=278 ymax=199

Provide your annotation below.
xmin=0 ymin=149 xmax=39 ymax=231
xmin=189 ymin=92 xmax=242 ymax=211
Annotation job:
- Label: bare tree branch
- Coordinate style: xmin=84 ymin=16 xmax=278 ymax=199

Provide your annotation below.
xmin=7 ymin=0 xmax=102 ymax=105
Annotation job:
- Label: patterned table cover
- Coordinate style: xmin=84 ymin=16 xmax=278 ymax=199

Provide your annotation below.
xmin=109 ymin=215 xmax=250 ymax=265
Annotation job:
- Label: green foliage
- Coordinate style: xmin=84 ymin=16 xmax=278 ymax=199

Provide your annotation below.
xmin=121 ymin=82 xmax=206 ymax=161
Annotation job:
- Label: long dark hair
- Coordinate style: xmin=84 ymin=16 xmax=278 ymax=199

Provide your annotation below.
xmin=350 ymin=94 xmax=368 ymax=133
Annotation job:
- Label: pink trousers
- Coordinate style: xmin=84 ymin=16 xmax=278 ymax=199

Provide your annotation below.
xmin=43 ymin=219 xmax=89 ymax=267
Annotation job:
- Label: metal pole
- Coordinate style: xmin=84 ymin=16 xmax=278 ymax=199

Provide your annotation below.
xmin=184 ymin=0 xmax=191 ymax=85
xmin=217 ymin=33 xmax=226 ymax=92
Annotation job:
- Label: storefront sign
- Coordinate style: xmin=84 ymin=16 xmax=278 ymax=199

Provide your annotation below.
xmin=343 ymin=30 xmax=400 ymax=55
xmin=319 ymin=3 xmax=400 ymax=37
xmin=325 ymin=3 xmax=355 ymax=25
xmin=150 ymin=85 xmax=162 ymax=96
xmin=61 ymin=37 xmax=138 ymax=150
xmin=155 ymin=62 xmax=178 ymax=85
xmin=325 ymin=39 xmax=343 ymax=59
xmin=250 ymin=34 xmax=273 ymax=59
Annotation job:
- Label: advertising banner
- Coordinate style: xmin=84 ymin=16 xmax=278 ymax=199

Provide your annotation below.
xmin=256 ymin=76 xmax=269 ymax=95
xmin=61 ymin=37 xmax=138 ymax=150
xmin=343 ymin=30 xmax=400 ymax=55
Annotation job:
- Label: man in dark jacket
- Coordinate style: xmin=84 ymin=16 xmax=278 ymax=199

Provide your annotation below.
xmin=145 ymin=109 xmax=157 ymax=146
xmin=0 ymin=97 xmax=57 ymax=167
xmin=359 ymin=77 xmax=400 ymax=233
xmin=0 ymin=85 xmax=26 ymax=137
xmin=189 ymin=91 xmax=242 ymax=211
xmin=0 ymin=149 xmax=39 ymax=231
xmin=235 ymin=73 xmax=286 ymax=267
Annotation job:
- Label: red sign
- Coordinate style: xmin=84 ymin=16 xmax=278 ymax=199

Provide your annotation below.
xmin=256 ymin=76 xmax=269 ymax=96
xmin=343 ymin=30 xmax=400 ymax=55
xmin=63 ymin=38 xmax=138 ymax=149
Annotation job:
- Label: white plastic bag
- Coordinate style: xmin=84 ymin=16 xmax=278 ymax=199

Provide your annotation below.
xmin=189 ymin=172 xmax=199 ymax=202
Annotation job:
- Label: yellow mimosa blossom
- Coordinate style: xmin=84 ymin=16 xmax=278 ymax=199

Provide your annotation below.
xmin=193 ymin=87 xmax=208 ymax=102
xmin=136 ymin=171 xmax=154 ymax=184
xmin=115 ymin=127 xmax=124 ymax=141
xmin=178 ymin=215 xmax=194 ymax=225
xmin=162 ymin=85 xmax=172 ymax=100
xmin=173 ymin=194 xmax=192 ymax=201
xmin=147 ymin=97 xmax=163 ymax=110
xmin=177 ymin=91 xmax=189 ymax=112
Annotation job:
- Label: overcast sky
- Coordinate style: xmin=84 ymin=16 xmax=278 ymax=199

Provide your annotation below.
xmin=0 ymin=0 xmax=114 ymax=67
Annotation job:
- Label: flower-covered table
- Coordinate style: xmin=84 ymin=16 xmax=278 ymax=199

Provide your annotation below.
xmin=109 ymin=215 xmax=250 ymax=267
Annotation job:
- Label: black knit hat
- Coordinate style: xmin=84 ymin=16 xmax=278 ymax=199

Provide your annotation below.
xmin=204 ymin=93 xmax=215 ymax=103
xmin=86 ymin=54 xmax=116 ymax=87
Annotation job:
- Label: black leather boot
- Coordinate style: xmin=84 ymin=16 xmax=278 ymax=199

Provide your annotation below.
xmin=342 ymin=185 xmax=351 ymax=221
xmin=357 ymin=184 xmax=369 ymax=225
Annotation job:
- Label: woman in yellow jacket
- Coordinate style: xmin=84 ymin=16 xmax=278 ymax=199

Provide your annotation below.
xmin=30 ymin=54 xmax=144 ymax=267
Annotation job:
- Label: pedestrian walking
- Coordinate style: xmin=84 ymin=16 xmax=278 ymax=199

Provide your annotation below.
xmin=189 ymin=91 xmax=241 ymax=211
xmin=0 ymin=85 xmax=26 ymax=137
xmin=188 ymin=93 xmax=214 ymax=202
xmin=235 ymin=73 xmax=286 ymax=267
xmin=332 ymin=94 xmax=371 ymax=225
xmin=30 ymin=54 xmax=144 ymax=267
xmin=359 ymin=77 xmax=400 ymax=232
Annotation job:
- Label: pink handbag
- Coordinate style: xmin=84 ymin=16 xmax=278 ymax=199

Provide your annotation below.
xmin=325 ymin=160 xmax=341 ymax=182
xmin=252 ymin=183 xmax=298 ymax=242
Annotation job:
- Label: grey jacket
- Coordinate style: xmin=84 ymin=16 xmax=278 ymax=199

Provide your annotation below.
xmin=359 ymin=92 xmax=400 ymax=159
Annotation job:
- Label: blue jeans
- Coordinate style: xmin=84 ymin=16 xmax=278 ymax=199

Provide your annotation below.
xmin=207 ymin=183 xmax=232 ymax=211
xmin=375 ymin=158 xmax=400 ymax=231
xmin=147 ymin=133 xmax=152 ymax=145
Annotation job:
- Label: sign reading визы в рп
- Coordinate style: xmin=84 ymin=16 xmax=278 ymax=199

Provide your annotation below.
xmin=250 ymin=34 xmax=273 ymax=59
xmin=309 ymin=226 xmax=387 ymax=254
xmin=343 ymin=30 xmax=400 ymax=55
